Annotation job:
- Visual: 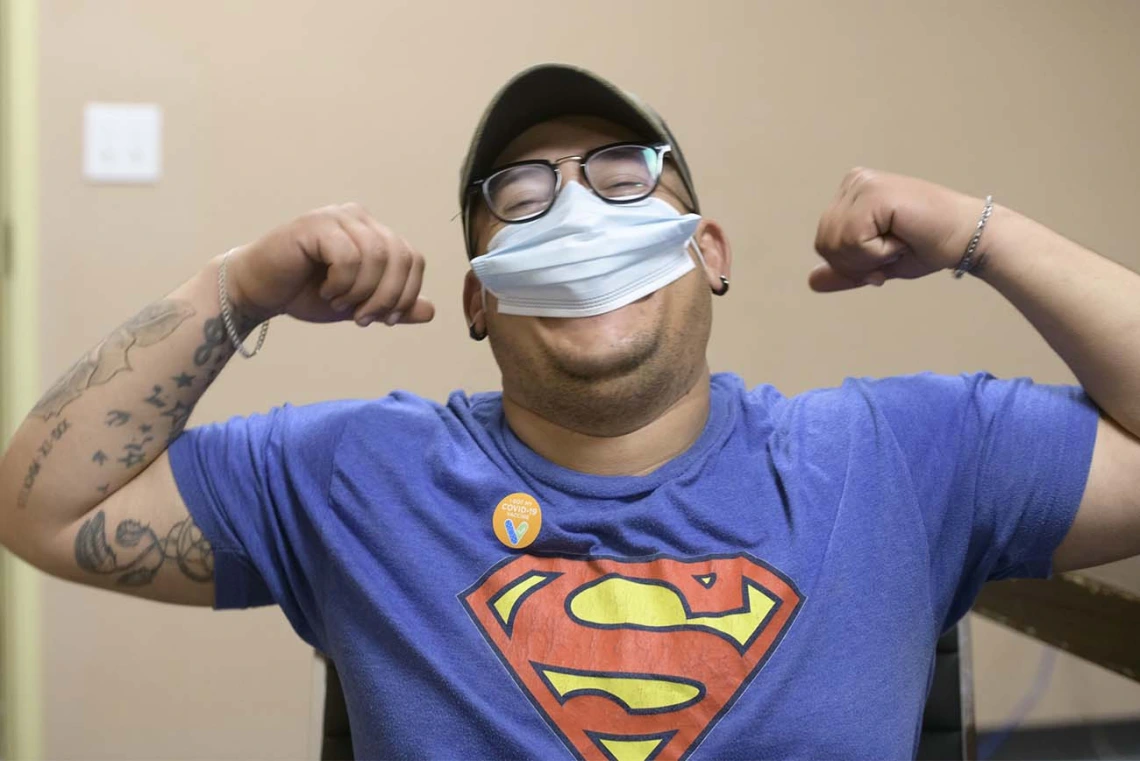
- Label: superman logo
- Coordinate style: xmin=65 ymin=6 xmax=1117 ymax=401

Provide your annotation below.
xmin=461 ymin=554 xmax=802 ymax=761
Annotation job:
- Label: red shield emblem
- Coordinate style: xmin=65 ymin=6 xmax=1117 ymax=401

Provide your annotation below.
xmin=462 ymin=554 xmax=802 ymax=760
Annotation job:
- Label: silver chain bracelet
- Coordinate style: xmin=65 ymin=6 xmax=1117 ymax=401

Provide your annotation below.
xmin=953 ymin=195 xmax=994 ymax=279
xmin=218 ymin=249 xmax=269 ymax=358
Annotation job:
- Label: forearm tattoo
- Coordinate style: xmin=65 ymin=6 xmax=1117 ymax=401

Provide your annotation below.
xmin=196 ymin=313 xmax=260 ymax=383
xmin=16 ymin=419 xmax=72 ymax=508
xmin=20 ymin=296 xmax=257 ymax=512
xmin=31 ymin=299 xmax=196 ymax=420
xmin=75 ymin=509 xmax=214 ymax=586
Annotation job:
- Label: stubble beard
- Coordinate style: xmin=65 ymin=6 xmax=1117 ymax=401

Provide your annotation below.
xmin=496 ymin=302 xmax=710 ymax=437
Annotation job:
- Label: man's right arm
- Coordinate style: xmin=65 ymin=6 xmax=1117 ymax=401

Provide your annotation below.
xmin=0 ymin=203 xmax=433 ymax=605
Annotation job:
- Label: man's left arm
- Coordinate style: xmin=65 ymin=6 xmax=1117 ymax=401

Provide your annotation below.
xmin=812 ymin=169 xmax=1140 ymax=572
xmin=972 ymin=207 xmax=1140 ymax=571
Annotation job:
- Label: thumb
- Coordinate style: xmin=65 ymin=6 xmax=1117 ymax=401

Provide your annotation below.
xmin=809 ymin=235 xmax=909 ymax=292
xmin=397 ymin=297 xmax=436 ymax=324
xmin=808 ymin=263 xmax=869 ymax=293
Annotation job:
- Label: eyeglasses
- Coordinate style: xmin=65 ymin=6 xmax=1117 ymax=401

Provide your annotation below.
xmin=469 ymin=142 xmax=674 ymax=226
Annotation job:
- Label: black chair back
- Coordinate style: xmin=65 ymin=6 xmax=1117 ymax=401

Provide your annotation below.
xmin=917 ymin=621 xmax=976 ymax=760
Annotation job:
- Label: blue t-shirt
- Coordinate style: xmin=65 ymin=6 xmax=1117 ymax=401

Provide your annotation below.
xmin=168 ymin=372 xmax=1097 ymax=760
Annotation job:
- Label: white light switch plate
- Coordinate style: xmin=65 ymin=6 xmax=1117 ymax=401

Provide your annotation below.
xmin=83 ymin=103 xmax=163 ymax=184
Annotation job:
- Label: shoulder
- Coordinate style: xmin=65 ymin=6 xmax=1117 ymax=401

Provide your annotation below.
xmin=733 ymin=371 xmax=1002 ymax=452
xmin=779 ymin=371 xmax=995 ymax=420
xmin=205 ymin=390 xmax=476 ymax=455
xmin=326 ymin=387 xmax=502 ymax=454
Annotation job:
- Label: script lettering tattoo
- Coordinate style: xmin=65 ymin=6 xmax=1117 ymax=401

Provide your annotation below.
xmin=117 ymin=448 xmax=145 ymax=469
xmin=143 ymin=385 xmax=169 ymax=408
xmin=74 ymin=510 xmax=214 ymax=586
xmin=16 ymin=420 xmax=72 ymax=508
xmin=105 ymin=410 xmax=131 ymax=427
xmin=92 ymin=450 xmax=108 ymax=466
xmin=115 ymin=426 xmax=155 ymax=470
xmin=172 ymin=372 xmax=194 ymax=388
xmin=161 ymin=400 xmax=194 ymax=443
xmin=31 ymin=300 xmax=196 ymax=420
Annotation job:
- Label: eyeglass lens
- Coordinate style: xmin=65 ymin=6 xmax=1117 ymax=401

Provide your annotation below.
xmin=484 ymin=144 xmax=663 ymax=223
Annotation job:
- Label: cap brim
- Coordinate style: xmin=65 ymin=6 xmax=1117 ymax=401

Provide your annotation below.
xmin=461 ymin=64 xmax=674 ymax=208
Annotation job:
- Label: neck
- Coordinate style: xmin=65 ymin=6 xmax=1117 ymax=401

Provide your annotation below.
xmin=502 ymin=370 xmax=712 ymax=477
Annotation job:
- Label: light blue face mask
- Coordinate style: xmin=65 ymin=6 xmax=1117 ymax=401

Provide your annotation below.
xmin=471 ymin=182 xmax=704 ymax=318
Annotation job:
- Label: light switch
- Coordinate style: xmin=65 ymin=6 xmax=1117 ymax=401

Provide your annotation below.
xmin=83 ymin=103 xmax=163 ymax=184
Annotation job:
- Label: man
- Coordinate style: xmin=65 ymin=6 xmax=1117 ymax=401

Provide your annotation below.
xmin=1 ymin=63 xmax=1139 ymax=759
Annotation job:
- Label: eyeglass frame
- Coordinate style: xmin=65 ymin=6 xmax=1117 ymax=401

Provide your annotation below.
xmin=462 ymin=141 xmax=685 ymax=258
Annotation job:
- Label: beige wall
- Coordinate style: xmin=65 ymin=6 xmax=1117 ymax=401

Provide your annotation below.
xmin=33 ymin=0 xmax=1140 ymax=757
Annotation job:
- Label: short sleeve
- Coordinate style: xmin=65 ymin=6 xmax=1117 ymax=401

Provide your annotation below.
xmin=860 ymin=372 xmax=1099 ymax=630
xmin=167 ymin=399 xmax=363 ymax=650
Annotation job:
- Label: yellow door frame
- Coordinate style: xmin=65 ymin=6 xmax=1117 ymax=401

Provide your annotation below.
xmin=0 ymin=0 xmax=42 ymax=757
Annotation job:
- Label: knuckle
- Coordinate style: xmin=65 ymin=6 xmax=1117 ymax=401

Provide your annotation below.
xmin=394 ymin=247 xmax=415 ymax=271
xmin=329 ymin=236 xmax=362 ymax=263
xmin=295 ymin=210 xmax=325 ymax=232
xmin=814 ymin=216 xmax=832 ymax=250
xmin=312 ymin=204 xmax=342 ymax=221
xmin=382 ymin=243 xmax=411 ymax=271
xmin=849 ymin=167 xmax=875 ymax=186
xmin=355 ymin=228 xmax=384 ymax=258
xmin=371 ymin=227 xmax=398 ymax=255
xmin=373 ymin=295 xmax=398 ymax=312
xmin=395 ymin=291 xmax=415 ymax=310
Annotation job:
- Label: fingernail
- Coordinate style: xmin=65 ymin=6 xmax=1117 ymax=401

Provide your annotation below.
xmin=357 ymin=315 xmax=374 ymax=327
xmin=384 ymin=311 xmax=402 ymax=326
xmin=862 ymin=273 xmax=885 ymax=287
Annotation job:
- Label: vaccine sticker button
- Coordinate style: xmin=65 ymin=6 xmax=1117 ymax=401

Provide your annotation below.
xmin=493 ymin=492 xmax=542 ymax=550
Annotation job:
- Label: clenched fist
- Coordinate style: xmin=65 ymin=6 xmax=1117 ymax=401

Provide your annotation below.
xmin=812 ymin=168 xmax=994 ymax=291
xmin=224 ymin=203 xmax=435 ymax=327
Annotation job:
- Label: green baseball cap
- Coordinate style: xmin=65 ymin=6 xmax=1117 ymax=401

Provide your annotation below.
xmin=459 ymin=63 xmax=700 ymax=226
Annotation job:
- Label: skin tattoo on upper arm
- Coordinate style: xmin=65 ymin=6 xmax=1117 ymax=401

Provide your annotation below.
xmin=30 ymin=299 xmax=196 ymax=420
xmin=74 ymin=509 xmax=214 ymax=586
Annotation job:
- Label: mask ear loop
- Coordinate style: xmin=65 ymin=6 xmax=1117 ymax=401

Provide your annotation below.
xmin=689 ymin=237 xmax=729 ymax=296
